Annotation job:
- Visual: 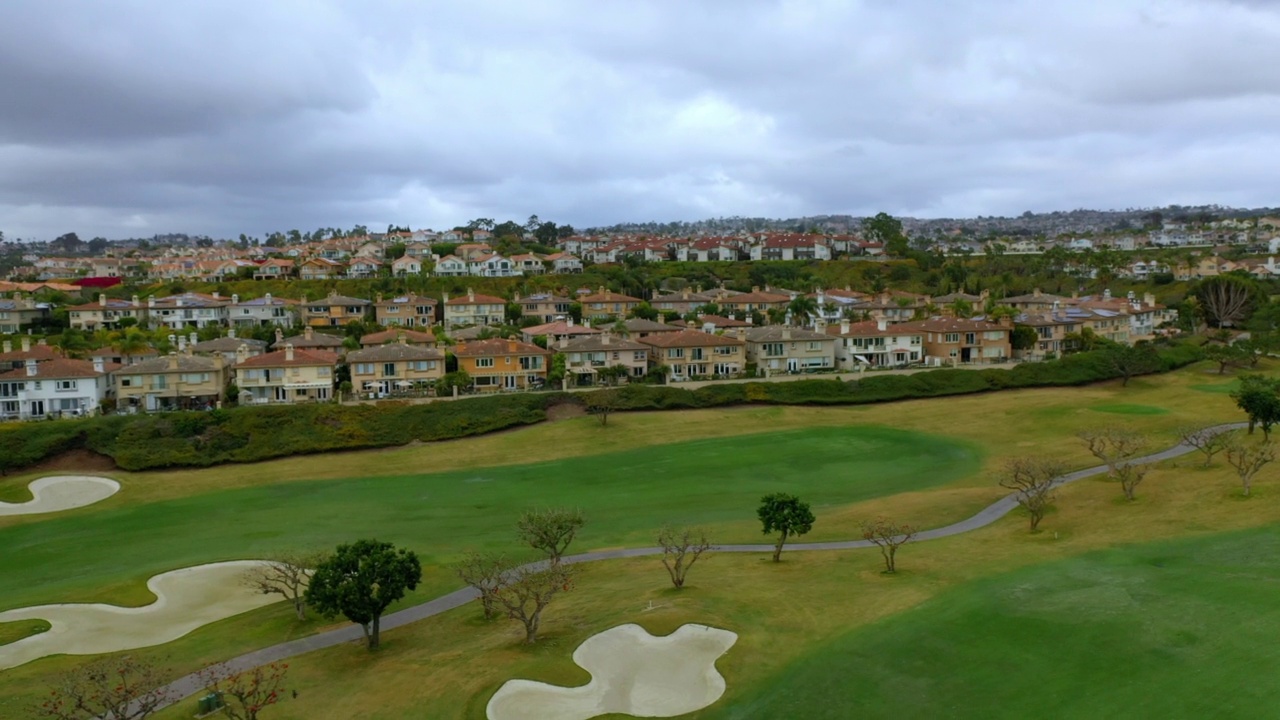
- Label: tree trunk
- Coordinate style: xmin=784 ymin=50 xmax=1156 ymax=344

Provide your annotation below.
xmin=772 ymin=529 xmax=788 ymax=562
xmin=525 ymin=610 xmax=541 ymax=644
xmin=886 ymin=547 xmax=896 ymax=573
xmin=1029 ymin=512 xmax=1042 ymax=531
xmin=294 ymin=599 xmax=306 ymax=621
xmin=369 ymin=616 xmax=381 ymax=650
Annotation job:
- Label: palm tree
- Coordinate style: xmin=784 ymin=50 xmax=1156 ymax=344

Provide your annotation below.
xmin=115 ymin=328 xmax=151 ymax=365
xmin=787 ymin=296 xmax=819 ymax=326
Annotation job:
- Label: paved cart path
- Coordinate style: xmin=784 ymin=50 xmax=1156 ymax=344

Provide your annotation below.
xmin=131 ymin=422 xmax=1247 ymax=713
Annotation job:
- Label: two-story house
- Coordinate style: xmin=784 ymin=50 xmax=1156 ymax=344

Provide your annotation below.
xmin=433 ymin=254 xmax=469 ymax=277
xmin=67 ymin=295 xmax=149 ymax=331
xmin=391 ymin=256 xmax=423 ymax=276
xmin=897 ymin=317 xmax=1013 ymax=365
xmin=359 ymin=328 xmax=437 ymax=348
xmin=271 ymin=326 xmax=347 ymax=355
xmin=0 ymin=358 xmax=115 ymax=420
xmin=299 ymin=257 xmax=346 ymax=281
xmin=374 ymin=293 xmax=437 ymax=328
xmin=115 ymin=353 xmax=228 ymax=412
xmin=514 ymin=292 xmax=575 ymax=323
xmin=543 ymin=252 xmax=583 ymax=273
xmin=718 ymin=287 xmax=791 ymax=318
xmin=443 ymin=289 xmax=507 ymax=329
xmin=346 ymin=342 xmax=445 ymax=396
xmin=252 ymin=258 xmax=296 ymax=280
xmin=0 ymin=337 xmax=62 ymax=371
xmin=227 ymin=293 xmax=297 ymax=327
xmin=578 ymin=287 xmax=643 ymax=321
xmin=147 ymin=293 xmax=229 ymax=330
xmin=0 ymin=295 xmax=48 ymax=333
xmin=454 ymin=338 xmax=552 ymax=391
xmin=190 ymin=333 xmax=268 ymax=366
xmin=558 ymin=333 xmax=650 ymax=385
xmin=742 ymin=326 xmax=837 ymax=374
xmin=233 ymin=344 xmax=338 ymax=404
xmin=300 ymin=292 xmax=372 ymax=328
xmin=637 ymin=330 xmax=746 ymax=381
xmin=825 ymin=319 xmax=923 ymax=368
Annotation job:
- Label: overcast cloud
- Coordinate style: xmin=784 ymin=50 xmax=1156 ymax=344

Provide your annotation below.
xmin=2 ymin=0 xmax=1279 ymax=240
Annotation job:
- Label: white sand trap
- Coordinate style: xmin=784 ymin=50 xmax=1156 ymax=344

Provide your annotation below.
xmin=486 ymin=623 xmax=738 ymax=720
xmin=0 ymin=561 xmax=279 ymax=670
xmin=0 ymin=475 xmax=120 ymax=516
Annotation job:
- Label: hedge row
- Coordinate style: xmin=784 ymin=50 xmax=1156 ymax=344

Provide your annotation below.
xmin=0 ymin=342 xmax=1203 ymax=475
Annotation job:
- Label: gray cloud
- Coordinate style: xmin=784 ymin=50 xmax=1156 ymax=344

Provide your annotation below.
xmin=2 ymin=0 xmax=1280 ymax=240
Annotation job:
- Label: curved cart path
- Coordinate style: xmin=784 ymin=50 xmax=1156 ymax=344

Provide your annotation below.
xmin=133 ymin=422 xmax=1246 ymax=712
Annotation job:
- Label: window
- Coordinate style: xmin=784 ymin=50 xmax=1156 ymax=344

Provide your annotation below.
xmin=762 ymin=343 xmax=784 ymax=356
xmin=668 ymin=348 xmax=684 ymax=359
xmin=985 ymin=331 xmax=1005 ymax=340
xmin=152 ymin=376 xmax=166 ymax=389
xmin=965 ymin=333 xmax=976 ymax=345
xmin=318 ymin=367 xmax=331 ymax=377
xmin=633 ymin=351 xmax=645 ymax=361
xmin=807 ymin=342 xmax=822 ymax=351
xmin=383 ymin=363 xmax=396 ymax=377
xmin=944 ymin=333 xmax=960 ymax=343
xmin=691 ymin=348 xmax=704 ymax=360
xmin=354 ymin=363 xmax=374 ymax=375
xmin=476 ymin=357 xmax=495 ymax=368
xmin=56 ymin=380 xmax=76 ymax=391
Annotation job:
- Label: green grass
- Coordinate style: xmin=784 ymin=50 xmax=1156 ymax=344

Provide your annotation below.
xmin=1190 ymin=379 xmax=1242 ymax=394
xmin=0 ymin=620 xmax=48 ymax=647
xmin=1090 ymin=403 xmax=1169 ymax=415
xmin=0 ymin=426 xmax=978 ymax=611
xmin=710 ymin=524 xmax=1280 ymax=719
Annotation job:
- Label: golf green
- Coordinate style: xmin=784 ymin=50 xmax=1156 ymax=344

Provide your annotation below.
xmin=710 ymin=523 xmax=1280 ymax=719
xmin=1090 ymin=403 xmax=1169 ymax=415
xmin=0 ymin=425 xmax=979 ymax=611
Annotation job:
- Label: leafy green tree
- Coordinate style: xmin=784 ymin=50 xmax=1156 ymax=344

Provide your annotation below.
xmin=305 ymin=539 xmax=422 ymax=650
xmin=1204 ymin=343 xmax=1249 ymax=375
xmin=1232 ymin=375 xmax=1280 ymax=438
xmin=862 ymin=213 xmax=909 ymax=257
xmin=630 ymin=302 xmax=659 ymax=321
xmin=436 ymin=370 xmax=471 ymax=396
xmin=758 ymin=493 xmax=815 ymax=562
xmin=787 ymin=295 xmax=819 ymax=325
xmin=1011 ymin=324 xmax=1038 ymax=351
xmin=1105 ymin=343 xmax=1161 ymax=386
xmin=516 ymin=507 xmax=585 ymax=564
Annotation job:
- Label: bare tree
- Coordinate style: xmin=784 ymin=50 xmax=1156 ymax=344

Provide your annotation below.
xmin=453 ymin=551 xmax=507 ymax=620
xmin=998 ymin=458 xmax=1065 ymax=531
xmin=516 ymin=507 xmax=585 ymax=564
xmin=1177 ymin=425 xmax=1231 ymax=467
xmin=198 ymin=662 xmax=289 ymax=720
xmin=860 ymin=518 xmax=918 ymax=573
xmin=242 ymin=553 xmax=321 ymax=621
xmin=1224 ymin=437 xmax=1275 ymax=497
xmin=36 ymin=656 xmax=173 ymax=720
xmin=1113 ymin=461 xmax=1150 ymax=501
xmin=1079 ymin=427 xmax=1148 ymax=475
xmin=491 ymin=561 xmax=575 ymax=644
xmin=657 ymin=525 xmax=712 ymax=589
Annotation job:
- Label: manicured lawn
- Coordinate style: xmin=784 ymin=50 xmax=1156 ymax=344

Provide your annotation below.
xmin=0 ymin=620 xmax=47 ymax=647
xmin=709 ymin=524 xmax=1280 ymax=719
xmin=1090 ymin=403 xmax=1168 ymax=415
xmin=1190 ymin=379 xmax=1242 ymax=394
xmin=0 ymin=426 xmax=978 ymax=611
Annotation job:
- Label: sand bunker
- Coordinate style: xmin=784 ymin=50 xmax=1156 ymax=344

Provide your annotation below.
xmin=0 ymin=561 xmax=279 ymax=670
xmin=0 ymin=476 xmax=120 ymax=516
xmin=486 ymin=623 xmax=737 ymax=720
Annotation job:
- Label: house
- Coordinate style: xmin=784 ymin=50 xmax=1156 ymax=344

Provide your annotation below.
xmin=557 ymin=332 xmax=650 ymax=385
xmin=67 ymin=294 xmax=148 ymax=331
xmin=0 ymin=358 xmax=115 ymax=420
xmin=544 ymin=252 xmax=583 ymax=273
xmin=453 ymin=243 xmax=494 ymax=261
xmin=190 ymin=333 xmax=268 ymax=366
xmin=403 ymin=241 xmax=434 ymax=259
xmin=677 ymin=238 xmax=741 ymax=262
xmin=299 ymin=257 xmax=346 ymax=281
xmin=391 ymin=256 xmax=423 ymax=276
xmin=433 ymin=254 xmax=469 ymax=277
xmin=300 ymin=291 xmax=372 ymax=328
xmin=856 ymin=291 xmax=931 ymax=324
xmin=514 ymin=292 xmax=575 ymax=323
xmin=637 ymin=330 xmax=746 ymax=381
xmin=233 ymin=344 xmax=338 ymax=405
xmin=686 ymin=314 xmax=753 ymax=332
xmin=374 ymin=293 xmax=437 ymax=328
xmin=359 ymin=328 xmax=437 ymax=348
xmin=998 ymin=289 xmax=1074 ymax=313
xmin=1076 ymin=290 xmax=1174 ymax=342
xmin=469 ymin=253 xmax=520 ymax=277
xmin=650 ymin=289 xmax=720 ymax=316
xmin=895 ymin=317 xmax=1013 ymax=365
xmin=227 ymin=293 xmax=296 ymax=327
xmin=619 ymin=318 xmax=683 ymax=340
xmin=346 ymin=341 xmax=445 ymax=396
xmin=115 ymin=353 xmax=227 ymax=412
xmin=509 ymin=254 xmax=546 ymax=275
xmin=520 ymin=319 xmax=601 ymax=345
xmin=453 ymin=338 xmax=552 ymax=392
xmin=0 ymin=338 xmax=63 ymax=371
xmin=0 ymin=295 xmax=48 ymax=333
xmin=742 ymin=326 xmax=837 ymax=374
xmin=749 ymin=235 xmax=832 ymax=261
xmin=718 ymin=287 xmax=792 ymax=317
xmin=147 ymin=293 xmax=229 ymax=330
xmin=825 ymin=319 xmax=924 ymax=368
xmin=579 ymin=287 xmax=643 ymax=321
xmin=252 ymin=258 xmax=296 ymax=280
xmin=271 ymin=326 xmax=347 ymax=354
xmin=345 ymin=257 xmax=383 ymax=278
xmin=443 ymin=289 xmax=507 ymax=329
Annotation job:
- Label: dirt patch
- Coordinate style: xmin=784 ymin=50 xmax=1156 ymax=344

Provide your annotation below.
xmin=547 ymin=403 xmax=587 ymax=422
xmin=21 ymin=448 xmax=117 ymax=474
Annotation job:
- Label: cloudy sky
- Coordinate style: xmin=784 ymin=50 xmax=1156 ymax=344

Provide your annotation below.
xmin=2 ymin=0 xmax=1279 ymax=240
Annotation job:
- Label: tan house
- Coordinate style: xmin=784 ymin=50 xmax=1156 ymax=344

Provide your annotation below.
xmin=454 ymin=338 xmax=552 ymax=392
xmin=637 ymin=329 xmax=746 ymax=381
xmin=299 ymin=257 xmax=346 ymax=280
xmin=650 ymin=288 xmax=720 ymax=316
xmin=301 ymin=291 xmax=372 ymax=327
xmin=0 ymin=295 xmax=48 ymax=333
xmin=514 ymin=292 xmax=575 ymax=323
xmin=233 ymin=344 xmax=338 ymax=404
xmin=374 ymin=293 xmax=437 ymax=328
xmin=896 ymin=317 xmax=1012 ymax=365
xmin=0 ymin=337 xmax=62 ymax=371
xmin=272 ymin=326 xmax=347 ymax=354
xmin=620 ymin=318 xmax=683 ymax=340
xmin=520 ymin=319 xmax=601 ymax=345
xmin=190 ymin=333 xmax=268 ymax=365
xmin=68 ymin=294 xmax=148 ymax=331
xmin=347 ymin=342 xmax=445 ymax=396
xmin=742 ymin=326 xmax=837 ymax=374
xmin=558 ymin=332 xmax=650 ymax=385
xmin=359 ymin=328 xmax=436 ymax=348
xmin=116 ymin=353 xmax=228 ymax=412
xmin=443 ymin=289 xmax=507 ymax=329
xmin=579 ymin=287 xmax=643 ymax=321
xmin=718 ymin=287 xmax=791 ymax=317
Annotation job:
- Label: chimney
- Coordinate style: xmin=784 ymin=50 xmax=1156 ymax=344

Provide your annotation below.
xmin=148 ymin=297 xmax=156 ymax=308
xmin=557 ymin=335 xmax=568 ymax=350
xmin=177 ymin=336 xmax=187 ymax=352
xmin=25 ymin=359 xmax=37 ymax=377
xmin=751 ymin=285 xmax=760 ymax=293
xmin=467 ymin=288 xmax=475 ymax=301
xmin=507 ymin=339 xmax=517 ymax=353
xmin=1071 ymin=290 xmax=1079 ymax=300
xmin=1103 ymin=289 xmax=1112 ymax=300
xmin=212 ymin=292 xmax=220 ymax=299
xmin=376 ymin=293 xmax=383 ymax=303
xmin=1 ymin=341 xmax=10 ymax=354
xmin=1144 ymin=292 xmax=1156 ymax=306
xmin=168 ymin=354 xmax=179 ymax=370
xmin=1033 ymin=288 xmax=1041 ymax=297
xmin=189 ymin=332 xmax=198 ymax=347
xmin=99 ymin=293 xmax=107 ymax=306
xmin=92 ymin=357 xmax=104 ymax=373
xmin=228 ymin=328 xmax=236 ymax=339
xmin=304 ymin=326 xmax=314 ymax=340
xmin=980 ymin=289 xmax=990 ymax=301
xmin=132 ymin=294 xmax=140 ymax=307
xmin=232 ymin=294 xmax=239 ymax=304
xmin=840 ymin=319 xmax=851 ymax=334
xmin=21 ymin=337 xmax=31 ymax=352
xmin=877 ymin=318 xmax=888 ymax=332
xmin=264 ymin=293 xmax=272 ymax=304
xmin=998 ymin=315 xmax=1013 ymax=328
xmin=274 ymin=328 xmax=284 ymax=344
xmin=285 ymin=343 xmax=295 ymax=362
xmin=235 ymin=344 xmax=249 ymax=365
xmin=734 ymin=327 xmax=747 ymax=341
xmin=782 ymin=328 xmax=792 ymax=340
xmin=1052 ymin=300 xmax=1060 ymax=313
xmin=397 ymin=332 xmax=407 ymax=346
xmin=567 ymin=317 xmax=575 ymax=327
xmin=602 ymin=332 xmax=611 ymax=346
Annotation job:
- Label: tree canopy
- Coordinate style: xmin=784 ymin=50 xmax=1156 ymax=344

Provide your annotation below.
xmin=758 ymin=492 xmax=815 ymax=562
xmin=304 ymin=539 xmax=421 ymax=650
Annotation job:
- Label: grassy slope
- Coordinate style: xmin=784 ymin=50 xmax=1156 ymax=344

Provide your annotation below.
xmin=711 ymin=524 xmax=1280 ymax=720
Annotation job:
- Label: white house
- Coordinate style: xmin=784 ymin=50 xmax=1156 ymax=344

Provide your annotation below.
xmin=227 ymin=293 xmax=296 ymax=327
xmin=470 ymin=253 xmax=520 ymax=277
xmin=434 ymin=254 xmax=468 ymax=277
xmin=0 ymin=358 xmax=114 ymax=420
xmin=824 ymin=319 xmax=924 ymax=369
xmin=391 ymin=256 xmax=423 ymax=276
